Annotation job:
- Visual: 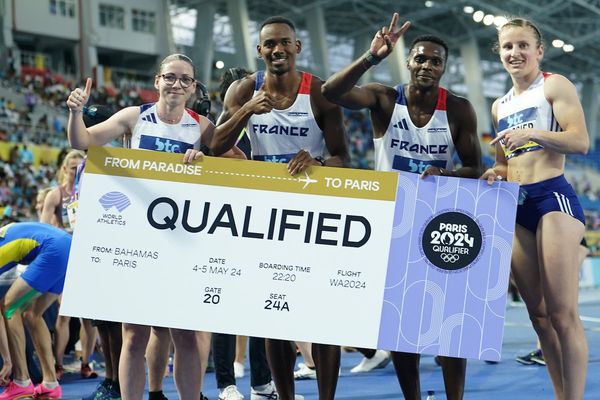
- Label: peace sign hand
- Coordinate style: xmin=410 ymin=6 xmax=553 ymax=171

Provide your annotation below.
xmin=370 ymin=13 xmax=411 ymax=60
xmin=67 ymin=77 xmax=92 ymax=113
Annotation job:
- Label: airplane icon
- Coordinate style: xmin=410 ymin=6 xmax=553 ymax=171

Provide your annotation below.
xmin=297 ymin=172 xmax=318 ymax=189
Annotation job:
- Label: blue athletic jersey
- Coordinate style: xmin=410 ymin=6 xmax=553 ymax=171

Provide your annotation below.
xmin=0 ymin=222 xmax=70 ymax=274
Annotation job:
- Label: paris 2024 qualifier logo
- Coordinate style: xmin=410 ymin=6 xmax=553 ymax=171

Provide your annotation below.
xmin=420 ymin=210 xmax=484 ymax=272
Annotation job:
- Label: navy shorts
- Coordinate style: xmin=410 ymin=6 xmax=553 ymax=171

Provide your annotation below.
xmin=516 ymin=175 xmax=585 ymax=233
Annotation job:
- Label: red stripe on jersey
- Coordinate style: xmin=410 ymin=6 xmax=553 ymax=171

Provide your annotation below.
xmin=435 ymin=87 xmax=447 ymax=111
xmin=299 ymin=72 xmax=312 ymax=94
xmin=542 ymin=71 xmax=554 ymax=80
xmin=185 ymin=108 xmax=201 ymax=122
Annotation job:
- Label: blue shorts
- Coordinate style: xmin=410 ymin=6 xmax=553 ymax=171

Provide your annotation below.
xmin=21 ymin=235 xmax=71 ymax=295
xmin=516 ymin=175 xmax=585 ymax=233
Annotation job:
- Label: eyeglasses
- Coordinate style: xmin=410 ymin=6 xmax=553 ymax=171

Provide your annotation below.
xmin=159 ymin=73 xmax=195 ymax=88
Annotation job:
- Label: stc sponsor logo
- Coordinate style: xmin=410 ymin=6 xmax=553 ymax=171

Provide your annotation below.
xmin=253 ymin=154 xmax=295 ymax=163
xmin=392 ymin=155 xmax=446 ymax=174
xmin=251 ymin=124 xmax=309 ymax=137
xmin=138 ymin=135 xmax=193 ymax=154
xmin=498 ymin=106 xmax=537 ymax=131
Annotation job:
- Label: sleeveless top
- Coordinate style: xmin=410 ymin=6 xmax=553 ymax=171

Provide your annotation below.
xmin=128 ymin=103 xmax=202 ymax=153
xmin=246 ymin=71 xmax=324 ymax=162
xmin=374 ymin=85 xmax=455 ymax=173
xmin=495 ymin=72 xmax=561 ymax=160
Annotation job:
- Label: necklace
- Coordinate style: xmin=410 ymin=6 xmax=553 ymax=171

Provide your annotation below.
xmin=157 ymin=111 xmax=182 ymax=124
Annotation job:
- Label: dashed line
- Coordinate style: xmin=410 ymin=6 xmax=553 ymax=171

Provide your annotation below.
xmin=205 ymin=170 xmax=298 ymax=181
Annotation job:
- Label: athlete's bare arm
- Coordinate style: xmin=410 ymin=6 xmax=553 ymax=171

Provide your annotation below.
xmin=195 ymin=117 xmax=246 ymax=161
xmin=212 ymin=76 xmax=275 ymax=156
xmin=322 ymin=13 xmax=410 ymax=111
xmin=40 ymin=188 xmax=62 ymax=227
xmin=314 ymin=80 xmax=350 ymax=167
xmin=489 ymin=74 xmax=588 ymax=154
xmin=446 ymin=95 xmax=483 ymax=179
xmin=286 ymin=79 xmax=350 ymax=175
xmin=67 ymin=78 xmax=136 ymax=149
xmin=481 ymin=99 xmax=509 ymax=184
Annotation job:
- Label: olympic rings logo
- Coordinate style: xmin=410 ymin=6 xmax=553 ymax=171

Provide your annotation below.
xmin=440 ymin=253 xmax=460 ymax=263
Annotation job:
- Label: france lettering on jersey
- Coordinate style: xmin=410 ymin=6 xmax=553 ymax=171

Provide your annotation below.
xmin=129 ymin=103 xmax=202 ymax=153
xmin=496 ymin=72 xmax=562 ymax=160
xmin=247 ymin=71 xmax=324 ymax=163
xmin=374 ymin=85 xmax=455 ymax=173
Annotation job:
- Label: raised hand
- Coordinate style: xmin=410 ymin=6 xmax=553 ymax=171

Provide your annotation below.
xmin=369 ymin=13 xmax=411 ymax=60
xmin=66 ymin=77 xmax=92 ymax=113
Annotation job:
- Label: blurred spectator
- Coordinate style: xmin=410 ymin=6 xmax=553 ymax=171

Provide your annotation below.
xmin=19 ymin=144 xmax=34 ymax=166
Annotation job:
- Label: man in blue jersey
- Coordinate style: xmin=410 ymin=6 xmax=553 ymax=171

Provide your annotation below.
xmin=211 ymin=15 xmax=349 ymax=400
xmin=321 ymin=12 xmax=482 ymax=400
xmin=0 ymin=222 xmax=71 ymax=399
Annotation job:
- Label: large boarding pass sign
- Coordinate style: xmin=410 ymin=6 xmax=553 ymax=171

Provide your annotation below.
xmin=62 ymin=147 xmax=519 ymax=361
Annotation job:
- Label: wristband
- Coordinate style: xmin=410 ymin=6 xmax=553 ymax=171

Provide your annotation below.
xmin=363 ymin=51 xmax=382 ymax=66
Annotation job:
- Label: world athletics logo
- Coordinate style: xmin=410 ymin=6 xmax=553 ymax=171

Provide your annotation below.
xmin=99 ymin=192 xmax=131 ymax=213
xmin=97 ymin=192 xmax=131 ymax=226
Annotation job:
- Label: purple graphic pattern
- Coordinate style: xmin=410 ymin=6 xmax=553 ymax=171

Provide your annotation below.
xmin=377 ymin=173 xmax=519 ymax=361
xmin=99 ymin=191 xmax=131 ymax=212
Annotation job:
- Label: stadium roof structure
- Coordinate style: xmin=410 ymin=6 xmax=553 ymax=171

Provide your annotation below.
xmin=171 ymin=0 xmax=599 ymax=84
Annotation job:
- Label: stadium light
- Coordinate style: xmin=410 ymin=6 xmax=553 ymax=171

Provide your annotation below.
xmin=463 ymin=6 xmax=475 ymax=14
xmin=425 ymin=1 xmax=434 ymax=7
xmin=563 ymin=44 xmax=574 ymax=52
xmin=494 ymin=16 xmax=507 ymax=27
xmin=552 ymin=39 xmax=565 ymax=48
xmin=483 ymin=14 xmax=495 ymax=26
xmin=473 ymin=10 xmax=484 ymax=22
xmin=215 ymin=60 xmax=225 ymax=69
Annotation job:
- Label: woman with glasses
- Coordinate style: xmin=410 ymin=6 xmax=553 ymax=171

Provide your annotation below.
xmin=66 ymin=53 xmax=243 ymax=400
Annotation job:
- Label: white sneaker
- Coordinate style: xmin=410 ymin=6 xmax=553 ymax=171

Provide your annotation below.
xmin=350 ymin=350 xmax=391 ymax=373
xmin=234 ymin=361 xmax=245 ymax=378
xmin=293 ymin=363 xmax=317 ymax=380
xmin=219 ymin=385 xmax=245 ymax=400
xmin=250 ymin=381 xmax=304 ymax=400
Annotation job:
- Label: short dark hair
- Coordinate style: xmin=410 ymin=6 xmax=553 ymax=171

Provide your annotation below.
xmin=260 ymin=16 xmax=296 ymax=33
xmin=409 ymin=35 xmax=449 ymax=61
xmin=219 ymin=67 xmax=251 ymax=102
